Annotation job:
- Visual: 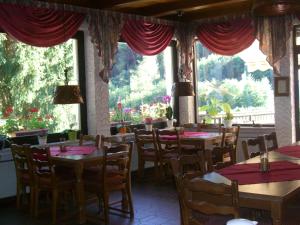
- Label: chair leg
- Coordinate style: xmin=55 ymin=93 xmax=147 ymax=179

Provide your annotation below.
xmin=103 ymin=192 xmax=109 ymax=225
xmin=30 ymin=186 xmax=35 ymax=216
xmin=121 ymin=189 xmax=128 ymax=210
xmin=16 ymin=182 xmax=21 ymax=209
xmin=154 ymin=160 xmax=160 ymax=181
xmin=52 ymin=189 xmax=58 ymax=224
xmin=126 ymin=185 xmax=134 ymax=218
xmin=34 ymin=188 xmax=40 ymax=218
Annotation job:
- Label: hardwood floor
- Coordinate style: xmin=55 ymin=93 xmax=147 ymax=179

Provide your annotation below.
xmin=1 ymin=176 xmax=300 ymax=225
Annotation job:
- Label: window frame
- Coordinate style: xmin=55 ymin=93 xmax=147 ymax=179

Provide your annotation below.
xmin=293 ymin=25 xmax=300 ymax=140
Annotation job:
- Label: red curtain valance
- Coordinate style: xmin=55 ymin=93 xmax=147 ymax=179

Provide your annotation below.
xmin=197 ymin=18 xmax=255 ymax=56
xmin=0 ymin=3 xmax=85 ymax=47
xmin=121 ymin=20 xmax=174 ymax=55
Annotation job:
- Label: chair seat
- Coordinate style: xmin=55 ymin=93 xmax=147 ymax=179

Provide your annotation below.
xmin=36 ymin=173 xmax=75 ymax=188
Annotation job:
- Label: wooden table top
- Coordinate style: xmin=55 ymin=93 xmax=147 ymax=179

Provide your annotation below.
xmin=203 ymin=151 xmax=300 ymax=201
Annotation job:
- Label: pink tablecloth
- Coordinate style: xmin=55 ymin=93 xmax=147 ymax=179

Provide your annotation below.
xmin=161 ymin=131 xmax=209 ymax=140
xmin=218 ymin=161 xmax=300 ymax=185
xmin=50 ymin=145 xmax=97 ymax=156
xmin=276 ymin=145 xmax=300 ymax=158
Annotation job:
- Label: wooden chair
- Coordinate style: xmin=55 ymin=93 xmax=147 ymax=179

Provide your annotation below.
xmin=155 ymin=129 xmax=181 ymax=177
xmin=134 ymin=129 xmax=160 ymax=180
xmin=264 ymin=132 xmax=278 ymax=151
xmin=28 ymin=146 xmax=76 ymax=224
xmin=212 ymin=126 xmax=240 ymax=168
xmin=197 ymin=123 xmax=222 ymax=133
xmin=242 ymin=136 xmax=266 ymax=160
xmin=170 ymin=154 xmax=206 ymax=179
xmin=11 ymin=144 xmax=34 ymax=214
xmin=177 ymin=175 xmax=239 ymax=225
xmin=84 ymin=143 xmax=134 ymax=224
xmin=79 ymin=134 xmax=100 ymax=148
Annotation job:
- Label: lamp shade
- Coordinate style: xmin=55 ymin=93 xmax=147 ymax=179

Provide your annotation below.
xmin=253 ymin=0 xmax=300 ymax=16
xmin=172 ymin=82 xmax=195 ymax=96
xmin=53 ymin=85 xmax=84 ymax=104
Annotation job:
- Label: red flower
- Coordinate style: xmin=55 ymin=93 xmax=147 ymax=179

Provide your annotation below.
xmin=29 ymin=107 xmax=39 ymax=113
xmin=3 ymin=106 xmax=13 ymax=118
xmin=117 ymin=102 xmax=122 ymax=110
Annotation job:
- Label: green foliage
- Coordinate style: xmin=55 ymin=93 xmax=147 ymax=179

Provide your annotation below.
xmin=0 ymin=118 xmax=19 ymax=134
xmin=0 ymin=34 xmax=78 ymax=135
xmin=222 ymin=103 xmax=233 ymax=120
xmin=165 ymin=106 xmax=173 ymax=120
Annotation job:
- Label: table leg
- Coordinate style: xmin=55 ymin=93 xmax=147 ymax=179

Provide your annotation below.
xmin=271 ymin=202 xmax=282 ymax=225
xmin=74 ymin=163 xmax=85 ymax=224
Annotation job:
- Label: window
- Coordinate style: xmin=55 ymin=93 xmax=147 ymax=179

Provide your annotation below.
xmin=195 ymin=40 xmax=274 ymax=125
xmin=294 ymin=25 xmax=300 ymax=140
xmin=109 ymin=42 xmax=175 ymax=125
xmin=0 ymin=31 xmax=86 ymax=136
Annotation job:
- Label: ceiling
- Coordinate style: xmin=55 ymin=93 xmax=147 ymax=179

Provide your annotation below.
xmin=39 ymin=0 xmax=255 ymax=22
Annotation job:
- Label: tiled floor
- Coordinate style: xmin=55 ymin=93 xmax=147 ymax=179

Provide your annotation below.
xmin=1 ymin=177 xmax=300 ymax=225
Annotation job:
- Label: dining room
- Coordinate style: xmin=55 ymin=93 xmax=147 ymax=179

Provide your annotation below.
xmin=1 ymin=0 xmax=300 ymax=225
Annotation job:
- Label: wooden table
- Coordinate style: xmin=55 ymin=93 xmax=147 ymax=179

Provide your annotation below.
xmin=50 ymin=149 xmax=104 ymax=224
xmin=179 ymin=132 xmax=224 ymax=150
xmin=201 ymin=151 xmax=300 ymax=225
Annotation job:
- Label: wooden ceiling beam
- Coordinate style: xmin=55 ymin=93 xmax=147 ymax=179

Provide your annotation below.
xmin=131 ymin=0 xmax=250 ymax=17
xmin=162 ymin=1 xmax=252 ymax=22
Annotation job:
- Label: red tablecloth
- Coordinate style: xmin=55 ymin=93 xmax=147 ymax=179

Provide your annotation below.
xmin=276 ymin=145 xmax=300 ymax=158
xmin=218 ymin=161 xmax=300 ymax=185
xmin=50 ymin=145 xmax=97 ymax=156
xmin=161 ymin=131 xmax=209 ymax=140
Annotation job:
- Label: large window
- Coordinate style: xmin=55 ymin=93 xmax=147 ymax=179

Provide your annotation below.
xmin=195 ymin=40 xmax=274 ymax=125
xmin=0 ymin=32 xmax=85 ymax=136
xmin=109 ymin=42 xmax=174 ymax=124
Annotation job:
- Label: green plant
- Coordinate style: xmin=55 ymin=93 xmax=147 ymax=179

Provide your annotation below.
xmin=165 ymin=106 xmax=173 ymax=120
xmin=1 ymin=118 xmax=19 ymax=134
xmin=222 ymin=103 xmax=233 ymax=121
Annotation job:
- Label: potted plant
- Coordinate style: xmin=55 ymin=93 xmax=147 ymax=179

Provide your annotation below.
xmin=144 ymin=117 xmax=153 ymax=131
xmin=163 ymin=95 xmax=173 ymax=128
xmin=66 ymin=123 xmax=78 ymax=141
xmin=223 ymin=103 xmax=233 ymax=128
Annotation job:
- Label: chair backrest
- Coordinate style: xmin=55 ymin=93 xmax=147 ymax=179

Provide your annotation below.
xmin=155 ymin=129 xmax=181 ymax=154
xmin=219 ymin=126 xmax=240 ymax=165
xmin=242 ymin=136 xmax=266 ymax=160
xmin=11 ymin=144 xmax=31 ymax=182
xmin=170 ymin=154 xmax=206 ymax=178
xmin=197 ymin=123 xmax=221 ymax=133
xmin=182 ymin=123 xmax=197 ymax=131
xmin=27 ymin=146 xmax=55 ymax=183
xmin=100 ymin=134 xmax=127 ymax=148
xmin=177 ymin=175 xmax=239 ymax=225
xmin=79 ymin=134 xmax=100 ymax=148
xmin=264 ymin=132 xmax=278 ymax=151
xmin=102 ymin=143 xmax=132 ymax=188
xmin=134 ymin=128 xmax=158 ymax=154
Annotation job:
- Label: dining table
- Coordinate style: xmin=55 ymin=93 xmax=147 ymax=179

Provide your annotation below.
xmin=200 ymin=150 xmax=300 ymax=225
xmin=49 ymin=144 xmax=104 ymax=224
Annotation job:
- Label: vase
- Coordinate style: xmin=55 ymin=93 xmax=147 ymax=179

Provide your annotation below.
xmin=145 ymin=124 xmax=153 ymax=131
xmin=224 ymin=119 xmax=232 ymax=128
xmin=68 ymin=130 xmax=77 ymax=141
xmin=166 ymin=119 xmax=173 ymax=128
xmin=38 ymin=135 xmax=47 ymax=145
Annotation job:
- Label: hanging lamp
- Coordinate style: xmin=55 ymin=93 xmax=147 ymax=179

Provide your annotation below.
xmin=53 ymin=68 xmax=84 ymax=104
xmin=172 ymin=64 xmax=195 ymax=97
xmin=53 ymin=4 xmax=83 ymax=104
xmin=253 ymin=0 xmax=300 ymax=16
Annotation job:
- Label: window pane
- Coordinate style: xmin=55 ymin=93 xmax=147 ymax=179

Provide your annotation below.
xmin=109 ymin=42 xmax=174 ymax=124
xmin=195 ymin=40 xmax=274 ymax=125
xmin=296 ymin=29 xmax=300 ymax=45
xmin=0 ymin=33 xmax=80 ymax=136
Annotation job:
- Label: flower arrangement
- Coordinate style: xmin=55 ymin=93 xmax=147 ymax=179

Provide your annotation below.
xmin=162 ymin=95 xmax=173 ymax=120
xmin=144 ymin=117 xmax=153 ymax=125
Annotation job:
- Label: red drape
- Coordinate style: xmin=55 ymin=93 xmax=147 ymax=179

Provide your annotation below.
xmin=0 ymin=3 xmax=85 ymax=47
xmin=121 ymin=20 xmax=174 ymax=55
xmin=197 ymin=19 xmax=255 ymax=56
